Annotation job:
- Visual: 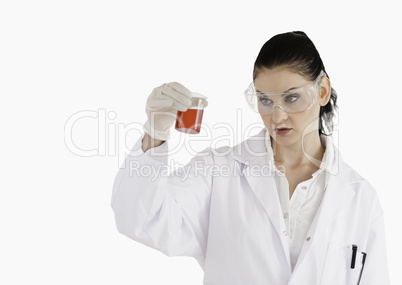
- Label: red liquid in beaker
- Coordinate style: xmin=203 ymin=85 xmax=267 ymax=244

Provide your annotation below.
xmin=175 ymin=108 xmax=204 ymax=134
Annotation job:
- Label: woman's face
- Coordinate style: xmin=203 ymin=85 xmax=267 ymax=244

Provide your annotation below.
xmin=254 ymin=67 xmax=329 ymax=147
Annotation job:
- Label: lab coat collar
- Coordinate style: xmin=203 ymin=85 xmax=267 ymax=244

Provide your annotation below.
xmin=229 ymin=128 xmax=269 ymax=168
xmin=228 ymin=128 xmax=356 ymax=275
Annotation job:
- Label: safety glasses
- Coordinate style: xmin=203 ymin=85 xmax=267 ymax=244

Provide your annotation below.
xmin=244 ymin=71 xmax=326 ymax=115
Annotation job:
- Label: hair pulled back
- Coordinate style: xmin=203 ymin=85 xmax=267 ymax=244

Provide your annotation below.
xmin=253 ymin=31 xmax=338 ymax=137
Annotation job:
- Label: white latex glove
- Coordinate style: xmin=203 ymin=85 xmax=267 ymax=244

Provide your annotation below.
xmin=143 ymin=82 xmax=193 ymax=141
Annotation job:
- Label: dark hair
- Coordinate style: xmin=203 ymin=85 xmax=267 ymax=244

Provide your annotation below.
xmin=253 ymin=31 xmax=338 ymax=137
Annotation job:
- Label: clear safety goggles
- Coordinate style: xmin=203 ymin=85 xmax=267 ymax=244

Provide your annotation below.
xmin=244 ymin=70 xmax=326 ymax=115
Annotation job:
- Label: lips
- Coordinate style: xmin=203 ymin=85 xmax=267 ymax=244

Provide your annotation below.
xmin=274 ymin=127 xmax=293 ymax=135
xmin=274 ymin=127 xmax=292 ymax=131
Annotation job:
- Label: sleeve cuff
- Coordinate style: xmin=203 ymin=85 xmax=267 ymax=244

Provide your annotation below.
xmin=127 ymin=132 xmax=169 ymax=165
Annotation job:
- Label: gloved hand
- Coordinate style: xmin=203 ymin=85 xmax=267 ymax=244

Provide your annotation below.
xmin=143 ymin=82 xmax=193 ymax=141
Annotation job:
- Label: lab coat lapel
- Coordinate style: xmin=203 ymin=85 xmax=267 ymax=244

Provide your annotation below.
xmin=243 ymin=168 xmax=291 ymax=266
xmin=292 ymin=147 xmax=356 ymax=274
xmin=230 ymin=129 xmax=291 ymax=267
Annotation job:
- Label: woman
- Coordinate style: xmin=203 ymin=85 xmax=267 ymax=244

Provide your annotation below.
xmin=111 ymin=31 xmax=390 ymax=284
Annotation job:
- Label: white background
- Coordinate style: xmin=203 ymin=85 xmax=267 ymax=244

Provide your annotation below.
xmin=1 ymin=0 xmax=401 ymax=284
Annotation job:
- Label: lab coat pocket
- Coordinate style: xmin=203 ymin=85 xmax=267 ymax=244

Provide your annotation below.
xmin=320 ymin=242 xmax=364 ymax=285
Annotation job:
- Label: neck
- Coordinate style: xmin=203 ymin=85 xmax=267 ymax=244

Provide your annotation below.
xmin=271 ymin=131 xmax=325 ymax=168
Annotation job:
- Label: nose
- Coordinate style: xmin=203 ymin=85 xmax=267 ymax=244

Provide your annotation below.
xmin=272 ymin=105 xmax=288 ymax=123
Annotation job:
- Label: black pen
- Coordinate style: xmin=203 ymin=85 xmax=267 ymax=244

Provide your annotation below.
xmin=351 ymin=244 xmax=358 ymax=269
xmin=357 ymin=252 xmax=367 ymax=285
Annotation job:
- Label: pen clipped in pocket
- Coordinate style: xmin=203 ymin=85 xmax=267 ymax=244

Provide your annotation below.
xmin=321 ymin=242 xmax=366 ymax=285
xmin=347 ymin=244 xmax=367 ymax=285
xmin=350 ymin=245 xmax=367 ymax=285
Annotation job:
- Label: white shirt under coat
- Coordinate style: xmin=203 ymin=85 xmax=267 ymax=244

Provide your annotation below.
xmin=265 ymin=132 xmax=335 ymax=271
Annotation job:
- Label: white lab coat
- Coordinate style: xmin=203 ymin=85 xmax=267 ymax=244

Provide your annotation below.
xmin=111 ymin=128 xmax=390 ymax=285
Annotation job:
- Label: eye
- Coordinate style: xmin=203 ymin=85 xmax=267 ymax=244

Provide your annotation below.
xmin=259 ymin=96 xmax=273 ymax=106
xmin=285 ymin=94 xmax=299 ymax=103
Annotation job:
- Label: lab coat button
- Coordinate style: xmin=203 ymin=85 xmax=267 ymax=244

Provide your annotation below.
xmin=306 ymin=237 xmax=311 ymax=241
xmin=283 ymin=231 xmax=288 ymax=236
xmin=283 ymin=213 xmax=288 ymax=219
xmin=301 ymin=186 xmax=307 ymax=190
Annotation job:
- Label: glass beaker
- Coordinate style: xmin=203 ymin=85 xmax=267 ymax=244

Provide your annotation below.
xmin=175 ymin=92 xmax=207 ymax=134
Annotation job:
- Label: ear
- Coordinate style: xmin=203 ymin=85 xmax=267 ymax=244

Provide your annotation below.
xmin=318 ymin=76 xmax=331 ymax=106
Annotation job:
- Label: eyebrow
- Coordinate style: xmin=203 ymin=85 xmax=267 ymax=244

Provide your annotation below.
xmin=256 ymin=87 xmax=299 ymax=95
